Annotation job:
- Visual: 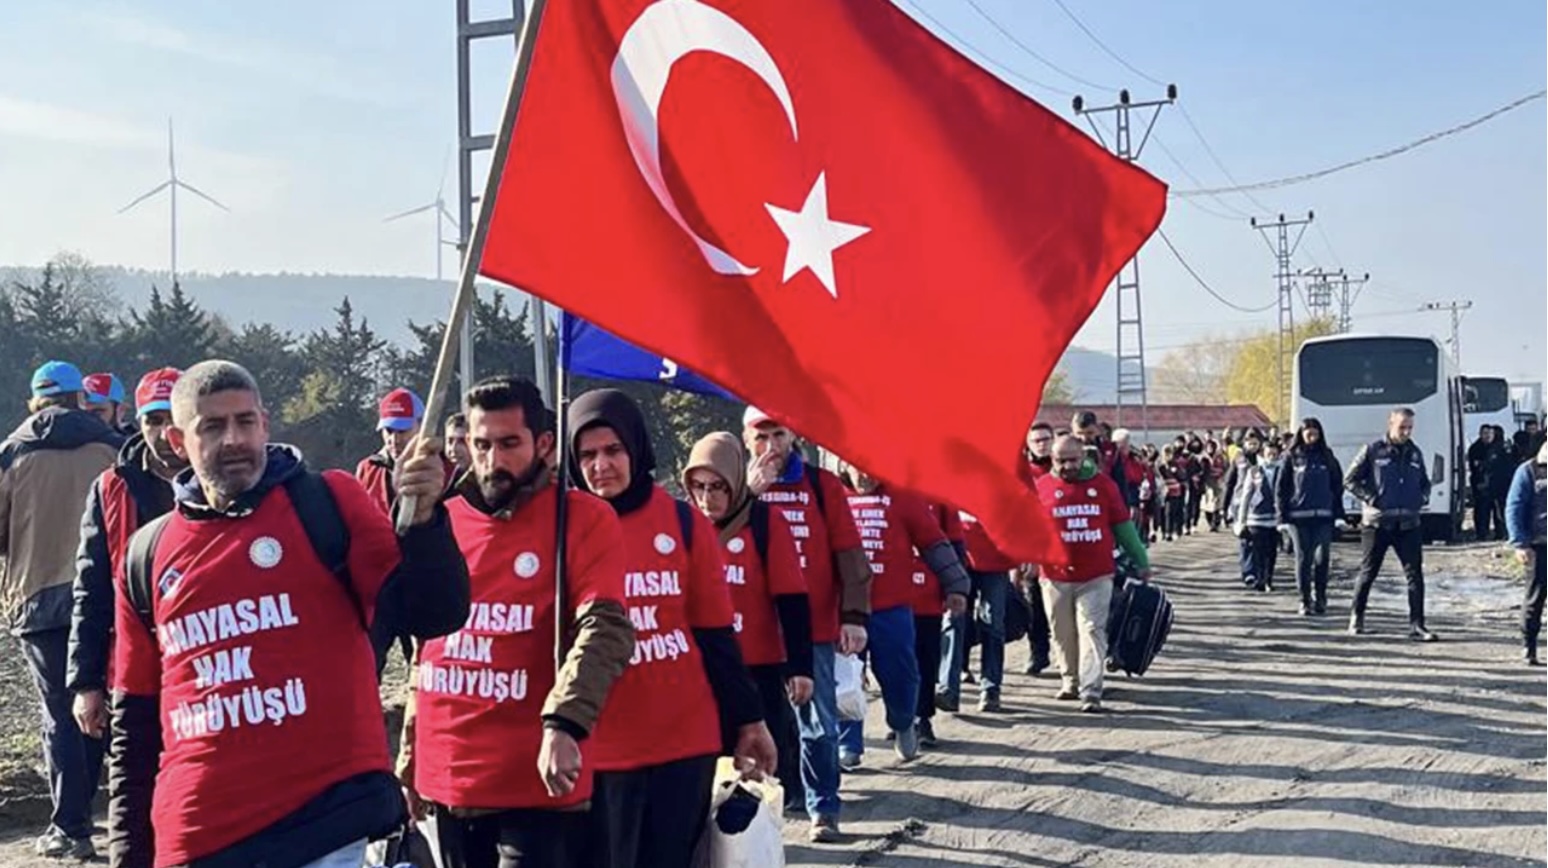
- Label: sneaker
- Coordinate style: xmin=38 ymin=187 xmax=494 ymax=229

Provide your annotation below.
xmin=917 ymin=718 xmax=938 ymax=747
xmin=1026 ymin=654 xmax=1051 ymax=676
xmin=977 ymin=692 xmax=1001 ymax=713
xmin=1080 ymin=698 xmax=1104 ymax=713
xmin=1347 ymin=613 xmax=1365 ymax=636
xmin=839 ymin=751 xmax=862 ymax=771
xmin=934 ymin=692 xmax=959 ymax=713
xmin=808 ymin=816 xmax=840 ymax=843
xmin=1409 ymin=625 xmax=1438 ymax=643
xmin=1298 ymin=602 xmax=1312 ymax=616
xmin=1313 ymin=599 xmax=1328 ymax=615
xmin=1524 ymin=648 xmax=1543 ymax=667
xmin=35 ymin=830 xmax=93 ymax=861
xmin=1105 ymin=656 xmax=1120 ymax=673
xmin=894 ymin=724 xmax=920 ymax=761
xmin=962 ymin=670 xmax=977 ymax=686
xmin=1055 ymin=686 xmax=1080 ymax=701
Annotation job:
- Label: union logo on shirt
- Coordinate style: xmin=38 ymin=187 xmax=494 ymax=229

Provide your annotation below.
xmin=248 ymin=537 xmax=283 ymax=569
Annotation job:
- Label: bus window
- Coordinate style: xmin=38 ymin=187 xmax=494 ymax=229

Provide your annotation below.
xmin=1461 ymin=377 xmax=1511 ymax=414
xmin=1299 ymin=338 xmax=1440 ymax=406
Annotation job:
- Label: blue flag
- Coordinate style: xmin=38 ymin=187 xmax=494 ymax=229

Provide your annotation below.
xmin=559 ymin=313 xmax=736 ymax=400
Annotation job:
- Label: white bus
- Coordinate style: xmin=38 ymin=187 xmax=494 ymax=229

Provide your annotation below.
xmin=1292 ymin=334 xmax=1464 ymax=542
xmin=1461 ymin=375 xmax=1515 ymax=440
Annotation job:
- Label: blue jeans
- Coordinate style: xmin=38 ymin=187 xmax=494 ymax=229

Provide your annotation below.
xmin=838 ymin=606 xmax=919 ymax=757
xmin=20 ymin=628 xmax=104 ymax=840
xmin=938 ymin=570 xmax=1009 ymax=702
xmin=797 ymin=642 xmax=841 ymax=820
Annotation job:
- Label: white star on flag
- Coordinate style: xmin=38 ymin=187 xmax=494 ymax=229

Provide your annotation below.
xmin=765 ymin=172 xmax=871 ymax=298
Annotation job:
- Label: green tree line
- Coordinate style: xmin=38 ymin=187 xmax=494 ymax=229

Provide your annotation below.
xmin=0 ymin=254 xmax=741 ymax=478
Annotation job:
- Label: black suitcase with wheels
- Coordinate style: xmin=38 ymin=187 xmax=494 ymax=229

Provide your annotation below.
xmin=1106 ymin=580 xmax=1173 ymax=676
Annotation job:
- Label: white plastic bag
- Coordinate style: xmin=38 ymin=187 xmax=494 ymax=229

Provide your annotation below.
xmin=693 ymin=757 xmax=786 ymax=868
xmin=835 ymin=652 xmax=867 ymax=722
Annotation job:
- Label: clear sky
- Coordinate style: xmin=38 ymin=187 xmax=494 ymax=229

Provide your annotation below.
xmin=1 ymin=1 xmax=1542 ymax=381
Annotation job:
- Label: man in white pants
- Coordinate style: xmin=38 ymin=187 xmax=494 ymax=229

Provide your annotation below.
xmin=1033 ymin=435 xmax=1153 ymax=713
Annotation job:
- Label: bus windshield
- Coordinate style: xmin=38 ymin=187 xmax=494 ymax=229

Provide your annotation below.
xmin=1462 ymin=377 xmax=1511 ymax=414
xmin=1299 ymin=338 xmax=1440 ymax=406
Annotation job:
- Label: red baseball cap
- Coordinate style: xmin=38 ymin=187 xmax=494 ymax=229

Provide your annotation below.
xmin=83 ymin=373 xmax=115 ymax=406
xmin=135 ymin=368 xmax=182 ymax=417
xmin=378 ymin=388 xmax=425 ymax=431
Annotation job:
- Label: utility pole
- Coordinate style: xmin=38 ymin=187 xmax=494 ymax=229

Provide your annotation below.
xmin=1331 ymin=271 xmax=1370 ymax=333
xmin=1298 ymin=266 xmax=1342 ymax=322
xmin=1073 ymin=84 xmax=1177 ymax=440
xmin=1420 ymin=300 xmax=1473 ymax=367
xmin=1250 ymin=212 xmax=1314 ymax=424
xmin=456 ymin=1 xmax=536 ymax=400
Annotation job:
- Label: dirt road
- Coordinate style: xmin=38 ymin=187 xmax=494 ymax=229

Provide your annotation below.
xmin=0 ymin=532 xmax=1541 ymax=866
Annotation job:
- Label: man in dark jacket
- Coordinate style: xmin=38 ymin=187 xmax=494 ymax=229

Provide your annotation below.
xmin=108 ymin=360 xmax=470 ymax=868
xmin=68 ymin=368 xmax=186 ymax=744
xmin=1 ymin=361 xmax=123 ymax=859
xmin=1467 ymin=425 xmax=1505 ymax=540
xmin=1345 ymin=407 xmax=1436 ymax=641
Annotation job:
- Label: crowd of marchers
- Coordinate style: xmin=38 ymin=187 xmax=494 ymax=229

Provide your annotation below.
xmin=0 ymin=358 xmax=1543 ymax=868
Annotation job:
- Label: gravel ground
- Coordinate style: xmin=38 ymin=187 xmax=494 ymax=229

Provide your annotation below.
xmin=0 ymin=531 xmax=1540 ymax=866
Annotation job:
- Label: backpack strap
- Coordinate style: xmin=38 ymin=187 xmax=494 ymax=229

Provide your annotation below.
xmin=804 ymin=463 xmax=827 ymax=519
xmin=673 ymin=498 xmax=694 ymax=552
xmin=125 ymin=513 xmax=175 ymax=639
xmin=282 ymin=472 xmax=365 ymax=629
xmin=749 ymin=499 xmax=771 ymax=566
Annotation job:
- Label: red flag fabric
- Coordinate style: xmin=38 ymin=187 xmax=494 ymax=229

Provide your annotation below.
xmin=479 ymin=0 xmax=1166 ymax=563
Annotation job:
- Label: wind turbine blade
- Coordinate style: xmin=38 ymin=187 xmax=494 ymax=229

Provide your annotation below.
xmin=167 ymin=118 xmax=176 ymax=177
xmin=384 ymin=202 xmax=438 ymax=222
xmin=438 ymin=203 xmax=461 ymax=232
xmin=118 ymin=180 xmax=173 ymax=213
xmin=177 ymin=180 xmax=230 ymax=211
xmin=436 ymin=143 xmax=451 ymax=199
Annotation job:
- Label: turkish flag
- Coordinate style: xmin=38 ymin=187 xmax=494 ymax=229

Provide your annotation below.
xmin=479 ymin=0 xmax=1166 ymax=563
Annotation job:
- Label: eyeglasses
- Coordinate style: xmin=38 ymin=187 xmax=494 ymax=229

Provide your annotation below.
xmin=686 ymin=480 xmax=731 ymax=496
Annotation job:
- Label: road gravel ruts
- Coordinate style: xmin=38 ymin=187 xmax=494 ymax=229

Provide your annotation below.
xmin=0 ymin=532 xmax=1540 ymax=866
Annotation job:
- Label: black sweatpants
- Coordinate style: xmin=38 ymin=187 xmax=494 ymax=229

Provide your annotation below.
xmin=21 ymin=627 xmax=104 ymax=841
xmin=434 ymin=806 xmax=586 ymax=868
xmin=589 ymin=754 xmax=717 ymax=868
xmin=745 ymin=664 xmax=801 ymax=809
xmin=1352 ymin=523 xmax=1426 ymax=626
xmin=913 ymin=614 xmax=942 ymax=722
xmin=1023 ymin=578 xmax=1051 ymax=665
xmin=1525 ymin=545 xmax=1546 ymax=650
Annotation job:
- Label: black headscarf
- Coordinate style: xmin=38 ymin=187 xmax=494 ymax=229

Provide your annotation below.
xmin=567 ymin=388 xmax=657 ymax=516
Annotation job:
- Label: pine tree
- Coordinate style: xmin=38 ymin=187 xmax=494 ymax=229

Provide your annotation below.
xmin=127 ymin=282 xmax=217 ymax=369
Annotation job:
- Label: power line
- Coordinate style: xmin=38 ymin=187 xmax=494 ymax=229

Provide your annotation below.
xmin=964 ymin=0 xmax=1113 ymax=90
xmin=1176 ymin=103 xmax=1276 ymax=214
xmin=1048 ymin=0 xmax=1167 ymax=87
xmin=1148 ymin=135 xmax=1253 ymax=219
xmin=897 ymin=0 xmax=1073 ymax=96
xmin=1156 ymin=228 xmax=1279 ymax=313
xmin=1173 ymin=90 xmax=1546 ymax=197
xmin=1313 ymin=221 xmax=1344 ymax=269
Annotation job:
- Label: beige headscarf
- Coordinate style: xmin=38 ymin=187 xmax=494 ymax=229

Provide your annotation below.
xmin=682 ymin=432 xmax=754 ymax=545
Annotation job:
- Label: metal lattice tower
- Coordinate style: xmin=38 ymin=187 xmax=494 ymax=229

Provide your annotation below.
xmin=1299 ymin=267 xmax=1342 ymax=322
xmin=1073 ymin=85 xmax=1177 ymax=439
xmin=1331 ymin=271 xmax=1370 ymax=333
xmin=456 ymin=1 xmax=539 ymax=399
xmin=1250 ymin=212 xmax=1314 ymax=424
xmin=1420 ymin=300 xmax=1474 ymax=367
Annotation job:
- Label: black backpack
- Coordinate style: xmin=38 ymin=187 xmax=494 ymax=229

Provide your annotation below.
xmin=674 ymin=497 xmax=774 ymax=566
xmin=123 ymin=472 xmax=362 ymax=637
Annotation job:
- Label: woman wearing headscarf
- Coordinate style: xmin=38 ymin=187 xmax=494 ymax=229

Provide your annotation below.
xmin=568 ymin=390 xmax=774 ymax=868
xmin=682 ymin=432 xmax=813 ymax=808
xmin=1274 ymin=418 xmax=1346 ymax=614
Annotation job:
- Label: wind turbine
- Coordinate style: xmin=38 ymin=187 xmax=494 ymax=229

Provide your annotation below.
xmin=118 ymin=119 xmax=229 ymax=284
xmin=385 ymin=150 xmax=461 ymax=281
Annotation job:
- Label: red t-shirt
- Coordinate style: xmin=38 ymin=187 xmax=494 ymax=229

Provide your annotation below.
xmin=911 ymin=501 xmax=964 ymax=617
xmin=720 ymin=507 xmax=806 ymax=667
xmin=958 ymin=511 xmax=1020 ymax=573
xmin=758 ymin=466 xmax=864 ymax=644
xmin=414 ymin=487 xmax=625 ymax=810
xmin=847 ymin=488 xmax=947 ymax=613
xmin=1035 ymin=471 xmax=1130 ymax=582
xmin=112 ymin=472 xmax=401 ymax=868
xmin=588 ymin=487 xmax=732 ymax=771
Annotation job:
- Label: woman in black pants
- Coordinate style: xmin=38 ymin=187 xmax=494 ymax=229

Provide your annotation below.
xmin=1275 ymin=418 xmax=1346 ymax=615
